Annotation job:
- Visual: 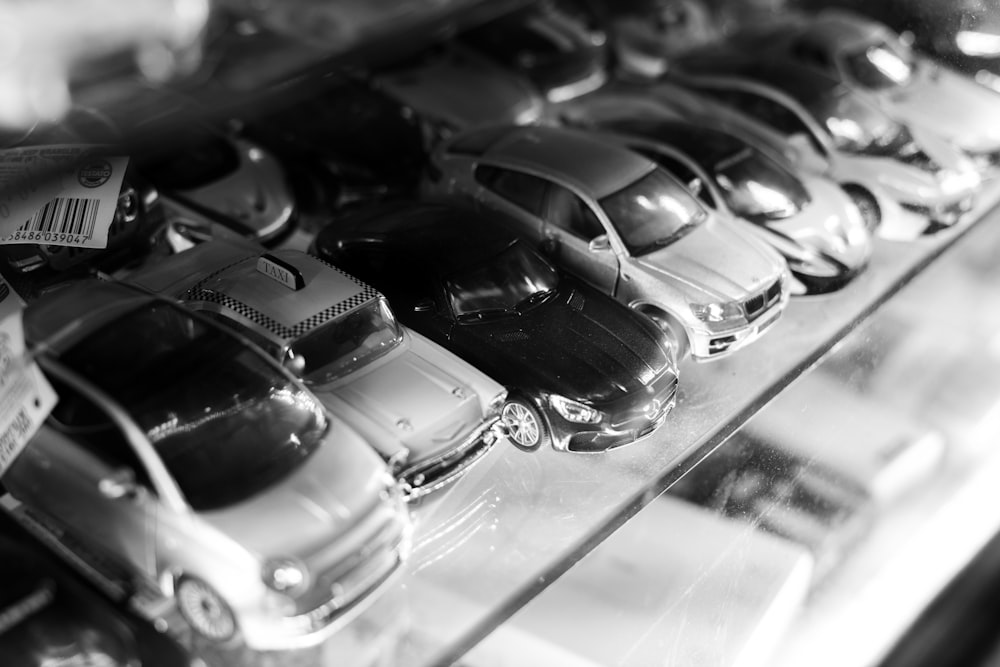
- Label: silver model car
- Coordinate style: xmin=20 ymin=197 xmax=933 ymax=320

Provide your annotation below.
xmin=2 ymin=280 xmax=411 ymax=650
xmin=137 ymin=124 xmax=297 ymax=245
xmin=597 ymin=118 xmax=874 ymax=294
xmin=426 ymin=125 xmax=790 ymax=361
xmin=130 ymin=240 xmax=508 ymax=498
xmin=667 ymin=64 xmax=981 ymax=239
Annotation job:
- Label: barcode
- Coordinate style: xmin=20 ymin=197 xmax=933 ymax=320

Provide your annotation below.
xmin=19 ymin=197 xmax=100 ymax=240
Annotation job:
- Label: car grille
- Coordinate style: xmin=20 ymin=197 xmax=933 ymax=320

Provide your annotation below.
xmin=743 ymin=278 xmax=783 ymax=322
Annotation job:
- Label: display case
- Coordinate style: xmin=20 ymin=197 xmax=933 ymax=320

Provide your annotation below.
xmin=3 ymin=2 xmax=1000 ymax=666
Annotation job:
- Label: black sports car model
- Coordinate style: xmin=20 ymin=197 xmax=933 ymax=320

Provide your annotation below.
xmin=313 ymin=201 xmax=679 ymax=453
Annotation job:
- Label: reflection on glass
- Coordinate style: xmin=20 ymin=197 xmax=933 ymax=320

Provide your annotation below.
xmin=813 ymin=90 xmax=913 ymax=157
xmin=713 ymin=148 xmax=808 ymax=221
xmin=446 ymin=241 xmax=559 ymax=319
xmin=294 ymin=299 xmax=403 ymax=384
xmin=61 ymin=303 xmax=327 ymax=511
xmin=600 ymin=168 xmax=707 ymax=255
xmin=842 ymin=41 xmax=915 ymax=89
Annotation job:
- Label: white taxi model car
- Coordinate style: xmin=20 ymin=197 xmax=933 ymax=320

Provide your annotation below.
xmin=131 ymin=240 xmax=508 ymax=498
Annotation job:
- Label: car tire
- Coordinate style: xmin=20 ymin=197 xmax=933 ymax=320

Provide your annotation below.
xmin=501 ymin=397 xmax=550 ymax=452
xmin=842 ymin=183 xmax=881 ymax=231
xmin=176 ymin=576 xmax=238 ymax=642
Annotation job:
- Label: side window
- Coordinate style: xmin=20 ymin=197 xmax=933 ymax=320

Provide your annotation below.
xmin=47 ymin=378 xmax=154 ymax=490
xmin=706 ymin=89 xmax=809 ymax=137
xmin=546 ymin=183 xmax=605 ymax=240
xmin=635 ymin=148 xmax=715 ymax=208
xmin=475 ymin=165 xmax=548 ymax=217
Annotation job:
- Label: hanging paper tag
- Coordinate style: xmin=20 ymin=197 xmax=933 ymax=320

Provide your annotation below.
xmin=0 ymin=277 xmax=57 ymax=476
xmin=0 ymin=145 xmax=128 ymax=249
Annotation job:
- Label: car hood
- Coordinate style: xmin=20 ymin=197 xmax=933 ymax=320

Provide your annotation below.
xmin=881 ymin=64 xmax=1000 ymax=152
xmin=316 ymin=346 xmax=485 ymax=464
xmin=180 ymin=139 xmax=296 ymax=241
xmin=460 ymin=284 xmax=674 ymax=404
xmin=201 ymin=419 xmax=388 ymax=560
xmin=634 ymin=218 xmax=783 ymax=302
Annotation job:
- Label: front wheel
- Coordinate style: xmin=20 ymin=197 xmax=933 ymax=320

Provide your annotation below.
xmin=501 ymin=397 xmax=550 ymax=452
xmin=176 ymin=576 xmax=238 ymax=642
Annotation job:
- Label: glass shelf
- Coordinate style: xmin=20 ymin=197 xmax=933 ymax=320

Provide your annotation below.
xmin=159 ymin=182 xmax=1000 ymax=665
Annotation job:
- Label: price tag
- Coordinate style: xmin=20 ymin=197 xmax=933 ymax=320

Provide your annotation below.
xmin=0 ymin=276 xmax=57 ymax=476
xmin=0 ymin=145 xmax=128 ymax=250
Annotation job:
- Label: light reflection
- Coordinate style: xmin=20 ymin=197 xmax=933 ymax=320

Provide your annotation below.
xmin=866 ymin=45 xmax=913 ymax=86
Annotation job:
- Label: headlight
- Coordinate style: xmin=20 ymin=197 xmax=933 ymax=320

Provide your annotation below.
xmin=262 ymin=558 xmax=308 ymax=595
xmin=487 ymin=390 xmax=508 ymax=418
xmin=550 ymin=395 xmax=603 ymax=424
xmin=939 ymin=168 xmax=980 ymax=195
xmin=956 ymin=30 xmax=1000 ymax=57
xmin=690 ymin=301 xmax=742 ymax=323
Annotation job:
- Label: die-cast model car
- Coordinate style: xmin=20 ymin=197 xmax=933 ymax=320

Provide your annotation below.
xmin=370 ymin=45 xmax=545 ymax=140
xmin=3 ymin=280 xmax=410 ymax=650
xmin=597 ymin=118 xmax=873 ymax=294
xmin=425 ymin=124 xmax=790 ymax=360
xmin=313 ymin=201 xmax=679 ymax=452
xmin=136 ymin=122 xmax=296 ymax=244
xmin=793 ymin=0 xmax=1000 ymax=90
xmin=0 ymin=523 xmax=192 ymax=667
xmin=130 ymin=240 xmax=508 ymax=498
xmin=669 ymin=62 xmax=981 ymax=236
xmin=677 ymin=10 xmax=1000 ymax=165
xmin=459 ymin=0 xmax=610 ymax=102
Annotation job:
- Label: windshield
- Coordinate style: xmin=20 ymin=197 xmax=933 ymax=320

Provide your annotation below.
xmin=813 ymin=89 xmax=912 ymax=156
xmin=447 ymin=241 xmax=559 ymax=320
xmin=599 ymin=168 xmax=707 ymax=256
xmin=841 ymin=40 xmax=915 ymax=90
xmin=60 ymin=302 xmax=327 ymax=511
xmin=713 ymin=148 xmax=809 ymax=220
xmin=293 ymin=298 xmax=403 ymax=385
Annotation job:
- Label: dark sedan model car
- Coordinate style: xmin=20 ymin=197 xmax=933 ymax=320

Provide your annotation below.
xmin=314 ymin=202 xmax=679 ymax=453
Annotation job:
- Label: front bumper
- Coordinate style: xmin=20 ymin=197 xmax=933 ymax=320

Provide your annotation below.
xmin=396 ymin=417 xmax=504 ymax=500
xmin=547 ymin=371 xmax=679 ymax=453
xmin=688 ymin=279 xmax=788 ymax=360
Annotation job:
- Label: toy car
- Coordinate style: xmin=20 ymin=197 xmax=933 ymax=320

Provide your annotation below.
xmin=596 ymin=118 xmax=874 ymax=294
xmin=458 ymin=0 xmax=610 ymax=102
xmin=135 ymin=121 xmax=297 ymax=244
xmin=791 ymin=0 xmax=1000 ymax=90
xmin=425 ymin=124 xmax=790 ymax=361
xmin=676 ymin=10 xmax=1000 ymax=168
xmin=130 ymin=240 xmax=508 ymax=499
xmin=370 ymin=45 xmax=545 ymax=141
xmin=669 ymin=62 xmax=981 ymax=236
xmin=313 ymin=200 xmax=679 ymax=453
xmin=3 ymin=280 xmax=411 ymax=650
xmin=0 ymin=520 xmax=192 ymax=667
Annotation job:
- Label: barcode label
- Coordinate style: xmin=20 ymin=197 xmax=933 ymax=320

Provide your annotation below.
xmin=5 ymin=197 xmax=101 ymax=245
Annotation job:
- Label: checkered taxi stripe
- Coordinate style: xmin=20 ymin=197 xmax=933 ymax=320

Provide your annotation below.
xmin=184 ymin=253 xmax=381 ymax=340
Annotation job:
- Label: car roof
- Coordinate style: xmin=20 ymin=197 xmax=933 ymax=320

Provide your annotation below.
xmin=796 ymin=11 xmax=888 ymax=54
xmin=330 ymin=201 xmax=522 ymax=276
xmin=600 ymin=118 xmax=750 ymax=165
xmin=458 ymin=125 xmax=655 ymax=198
xmin=23 ymin=280 xmax=156 ymax=354
xmin=185 ymin=248 xmax=382 ymax=343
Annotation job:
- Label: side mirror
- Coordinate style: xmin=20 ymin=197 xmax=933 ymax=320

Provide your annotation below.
xmin=283 ymin=351 xmax=306 ymax=376
xmin=99 ymin=468 xmax=140 ymax=501
xmin=413 ymin=299 xmax=435 ymax=313
xmin=588 ymin=235 xmax=612 ymax=252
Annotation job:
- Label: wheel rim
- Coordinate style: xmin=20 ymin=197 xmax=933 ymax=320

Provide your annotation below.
xmin=502 ymin=402 xmax=540 ymax=448
xmin=177 ymin=579 xmax=236 ymax=641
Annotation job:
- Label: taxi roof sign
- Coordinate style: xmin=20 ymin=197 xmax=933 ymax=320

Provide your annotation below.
xmin=257 ymin=254 xmax=305 ymax=290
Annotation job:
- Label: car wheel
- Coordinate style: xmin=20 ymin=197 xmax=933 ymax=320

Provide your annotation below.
xmin=842 ymin=183 xmax=881 ymax=231
xmin=176 ymin=576 xmax=237 ymax=642
xmin=501 ymin=397 xmax=550 ymax=452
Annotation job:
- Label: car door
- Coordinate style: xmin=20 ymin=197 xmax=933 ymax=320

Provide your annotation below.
xmin=473 ymin=164 xmax=549 ymax=242
xmin=6 ymin=378 xmax=158 ymax=581
xmin=540 ymin=181 xmax=620 ymax=294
